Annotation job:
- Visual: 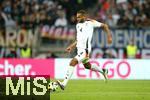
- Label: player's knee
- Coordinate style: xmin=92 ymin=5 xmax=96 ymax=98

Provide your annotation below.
xmin=69 ymin=58 xmax=78 ymax=66
xmin=83 ymin=63 xmax=91 ymax=69
xmin=84 ymin=66 xmax=90 ymax=69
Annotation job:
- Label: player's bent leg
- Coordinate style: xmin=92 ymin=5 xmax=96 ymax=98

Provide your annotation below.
xmin=83 ymin=62 xmax=91 ymax=69
xmin=57 ymin=58 xmax=78 ymax=90
xmin=83 ymin=60 xmax=108 ymax=82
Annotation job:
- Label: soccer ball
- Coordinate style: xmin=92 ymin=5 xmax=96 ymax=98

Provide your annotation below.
xmin=48 ymin=82 xmax=58 ymax=92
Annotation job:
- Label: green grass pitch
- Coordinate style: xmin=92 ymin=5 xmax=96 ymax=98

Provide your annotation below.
xmin=51 ymin=80 xmax=150 ymax=100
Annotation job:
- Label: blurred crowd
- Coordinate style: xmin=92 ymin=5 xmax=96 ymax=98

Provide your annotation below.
xmin=0 ymin=0 xmax=150 ymax=59
xmin=93 ymin=0 xmax=150 ymax=28
xmin=0 ymin=0 xmax=97 ymax=29
xmin=0 ymin=0 xmax=149 ymax=29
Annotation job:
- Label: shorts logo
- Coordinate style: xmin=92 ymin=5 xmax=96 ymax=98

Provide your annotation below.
xmin=80 ymin=52 xmax=83 ymax=55
xmin=78 ymin=52 xmax=83 ymax=57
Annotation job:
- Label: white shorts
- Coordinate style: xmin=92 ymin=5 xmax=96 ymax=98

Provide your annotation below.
xmin=75 ymin=48 xmax=90 ymax=63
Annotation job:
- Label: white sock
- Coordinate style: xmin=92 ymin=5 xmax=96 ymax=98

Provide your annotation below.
xmin=62 ymin=66 xmax=74 ymax=87
xmin=91 ymin=64 xmax=103 ymax=73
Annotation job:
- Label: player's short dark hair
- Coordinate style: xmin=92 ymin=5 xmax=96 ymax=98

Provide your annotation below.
xmin=77 ymin=10 xmax=88 ymax=16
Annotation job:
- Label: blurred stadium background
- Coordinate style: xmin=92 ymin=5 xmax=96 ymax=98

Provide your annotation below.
xmin=0 ymin=0 xmax=150 ymax=58
xmin=0 ymin=0 xmax=150 ymax=100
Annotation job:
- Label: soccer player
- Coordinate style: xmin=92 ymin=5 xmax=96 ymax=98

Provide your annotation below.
xmin=57 ymin=10 xmax=112 ymax=90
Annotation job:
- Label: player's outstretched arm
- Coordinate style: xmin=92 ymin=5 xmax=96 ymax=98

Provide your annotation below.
xmin=101 ymin=23 xmax=112 ymax=44
xmin=65 ymin=41 xmax=77 ymax=53
xmin=90 ymin=19 xmax=112 ymax=44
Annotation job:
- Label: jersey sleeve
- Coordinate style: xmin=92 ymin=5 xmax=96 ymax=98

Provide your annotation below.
xmin=91 ymin=20 xmax=103 ymax=27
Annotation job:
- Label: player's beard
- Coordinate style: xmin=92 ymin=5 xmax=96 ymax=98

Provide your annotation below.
xmin=78 ymin=19 xmax=85 ymax=23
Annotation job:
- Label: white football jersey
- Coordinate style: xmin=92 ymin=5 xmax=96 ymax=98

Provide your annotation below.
xmin=76 ymin=20 xmax=102 ymax=53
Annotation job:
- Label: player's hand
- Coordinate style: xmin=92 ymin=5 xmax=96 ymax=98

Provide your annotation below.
xmin=107 ymin=34 xmax=112 ymax=44
xmin=65 ymin=46 xmax=73 ymax=53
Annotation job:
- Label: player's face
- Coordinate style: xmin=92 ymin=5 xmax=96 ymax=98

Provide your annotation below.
xmin=76 ymin=13 xmax=86 ymax=23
